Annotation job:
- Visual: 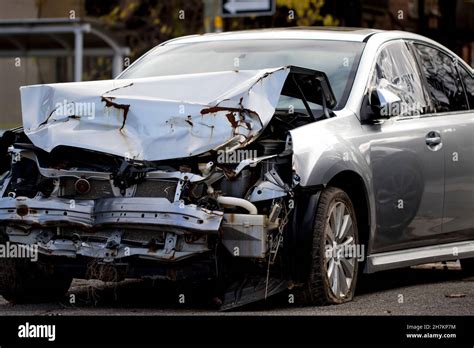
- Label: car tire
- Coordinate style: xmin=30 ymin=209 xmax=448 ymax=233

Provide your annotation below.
xmin=298 ymin=187 xmax=360 ymax=305
xmin=460 ymin=258 xmax=474 ymax=276
xmin=0 ymin=257 xmax=72 ymax=304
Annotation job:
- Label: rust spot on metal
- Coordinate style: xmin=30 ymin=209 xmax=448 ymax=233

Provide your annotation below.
xmin=220 ymin=166 xmax=237 ymax=180
xmin=16 ymin=204 xmax=29 ymax=217
xmin=227 ymin=213 xmax=236 ymax=223
xmin=101 ymin=96 xmax=130 ymax=131
xmin=200 ymin=106 xmax=259 ymax=119
xmin=225 ymin=112 xmax=238 ymax=128
xmin=200 ymin=104 xmax=258 ymax=146
xmin=185 ymin=115 xmax=193 ymax=127
xmin=146 ymin=239 xmax=160 ymax=253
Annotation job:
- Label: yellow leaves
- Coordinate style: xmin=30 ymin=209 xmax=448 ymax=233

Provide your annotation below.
xmin=276 ymin=0 xmax=338 ymax=27
xmin=160 ymin=25 xmax=170 ymax=34
xmin=101 ymin=1 xmax=139 ymax=24
xmin=109 ymin=6 xmax=120 ymax=18
xmin=323 ymin=14 xmax=340 ymax=27
xmin=119 ymin=1 xmax=139 ymax=20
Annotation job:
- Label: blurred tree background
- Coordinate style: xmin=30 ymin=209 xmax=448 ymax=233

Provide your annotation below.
xmin=0 ymin=0 xmax=472 ymax=126
xmin=89 ymin=0 xmax=204 ymax=60
xmin=81 ymin=0 xmax=471 ymax=80
xmin=85 ymin=0 xmax=346 ymax=63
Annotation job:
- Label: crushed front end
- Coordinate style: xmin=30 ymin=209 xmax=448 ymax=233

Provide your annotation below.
xmin=0 ymin=66 xmax=336 ymax=308
xmin=0 ymin=131 xmax=295 ymax=307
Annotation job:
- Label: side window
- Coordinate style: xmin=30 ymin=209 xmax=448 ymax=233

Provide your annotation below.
xmin=370 ymin=41 xmax=427 ymax=116
xmin=413 ymin=44 xmax=468 ymax=112
xmin=458 ymin=66 xmax=474 ymax=109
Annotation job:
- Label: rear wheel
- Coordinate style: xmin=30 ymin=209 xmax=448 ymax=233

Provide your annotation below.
xmin=0 ymin=257 xmax=72 ymax=303
xmin=298 ymin=187 xmax=360 ymax=305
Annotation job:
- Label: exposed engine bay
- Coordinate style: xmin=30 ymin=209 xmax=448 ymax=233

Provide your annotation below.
xmin=0 ymin=66 xmax=336 ymax=309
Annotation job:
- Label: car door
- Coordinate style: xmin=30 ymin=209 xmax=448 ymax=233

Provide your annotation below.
xmin=365 ymin=40 xmax=446 ymax=253
xmin=412 ymin=43 xmax=474 ymax=242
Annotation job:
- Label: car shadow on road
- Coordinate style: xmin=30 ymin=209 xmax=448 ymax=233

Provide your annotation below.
xmin=57 ymin=262 xmax=471 ymax=313
xmin=355 ymin=264 xmax=468 ymax=296
xmin=229 ymin=265 xmax=471 ymax=312
xmin=65 ymin=279 xmax=220 ymax=310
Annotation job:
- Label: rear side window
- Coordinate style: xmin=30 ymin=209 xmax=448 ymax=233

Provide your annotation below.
xmin=458 ymin=66 xmax=474 ymax=109
xmin=413 ymin=44 xmax=468 ymax=112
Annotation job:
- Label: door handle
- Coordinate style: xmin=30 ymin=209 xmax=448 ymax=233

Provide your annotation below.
xmin=426 ymin=131 xmax=442 ymax=149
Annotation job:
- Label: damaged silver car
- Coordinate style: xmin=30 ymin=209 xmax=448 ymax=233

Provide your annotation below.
xmin=1 ymin=28 xmax=473 ymax=309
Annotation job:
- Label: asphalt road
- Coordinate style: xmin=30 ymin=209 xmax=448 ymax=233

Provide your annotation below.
xmin=0 ymin=262 xmax=472 ymax=316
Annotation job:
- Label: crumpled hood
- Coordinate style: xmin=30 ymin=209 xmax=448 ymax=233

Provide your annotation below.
xmin=20 ymin=67 xmax=291 ymax=161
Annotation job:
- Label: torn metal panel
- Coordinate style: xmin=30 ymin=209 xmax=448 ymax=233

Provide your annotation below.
xmin=0 ymin=196 xmax=223 ymax=232
xmin=8 ymin=228 xmax=210 ymax=262
xmin=21 ymin=149 xmax=208 ymax=182
xmin=0 ymin=197 xmax=93 ymax=227
xmin=220 ymin=277 xmax=288 ymax=311
xmin=94 ymin=197 xmax=223 ymax=231
xmin=248 ymin=181 xmax=287 ymax=202
xmin=20 ymin=67 xmax=291 ymax=161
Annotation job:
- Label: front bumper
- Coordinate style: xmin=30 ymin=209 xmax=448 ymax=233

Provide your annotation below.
xmin=0 ymin=196 xmax=223 ymax=262
xmin=0 ymin=196 xmax=223 ymax=232
xmin=0 ymin=196 xmax=275 ymax=263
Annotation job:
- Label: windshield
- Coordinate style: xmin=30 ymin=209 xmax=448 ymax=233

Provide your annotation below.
xmin=119 ymin=39 xmax=364 ymax=110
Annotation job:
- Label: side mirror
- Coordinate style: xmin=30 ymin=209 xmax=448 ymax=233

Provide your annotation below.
xmin=368 ymin=85 xmax=402 ymax=119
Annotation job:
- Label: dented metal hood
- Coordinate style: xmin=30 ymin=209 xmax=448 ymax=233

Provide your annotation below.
xmin=19 ymin=66 xmax=335 ymax=161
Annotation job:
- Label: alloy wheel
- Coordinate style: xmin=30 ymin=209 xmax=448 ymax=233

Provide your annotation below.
xmin=324 ymin=201 xmax=357 ymax=299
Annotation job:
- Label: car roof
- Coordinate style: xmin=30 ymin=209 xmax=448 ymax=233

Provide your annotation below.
xmin=163 ymin=27 xmax=383 ymax=45
xmin=156 ymin=27 xmax=472 ymax=73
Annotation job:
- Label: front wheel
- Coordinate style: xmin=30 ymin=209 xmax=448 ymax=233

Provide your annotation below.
xmin=298 ymin=187 xmax=360 ymax=305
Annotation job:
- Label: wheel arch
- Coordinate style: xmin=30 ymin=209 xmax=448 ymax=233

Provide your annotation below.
xmin=287 ymin=169 xmax=373 ymax=284
xmin=327 ymin=170 xmax=371 ymax=258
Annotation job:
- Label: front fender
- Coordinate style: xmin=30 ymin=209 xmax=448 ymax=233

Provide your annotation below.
xmin=289 ymin=113 xmax=377 ymax=252
xmin=289 ymin=114 xmax=371 ymax=188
